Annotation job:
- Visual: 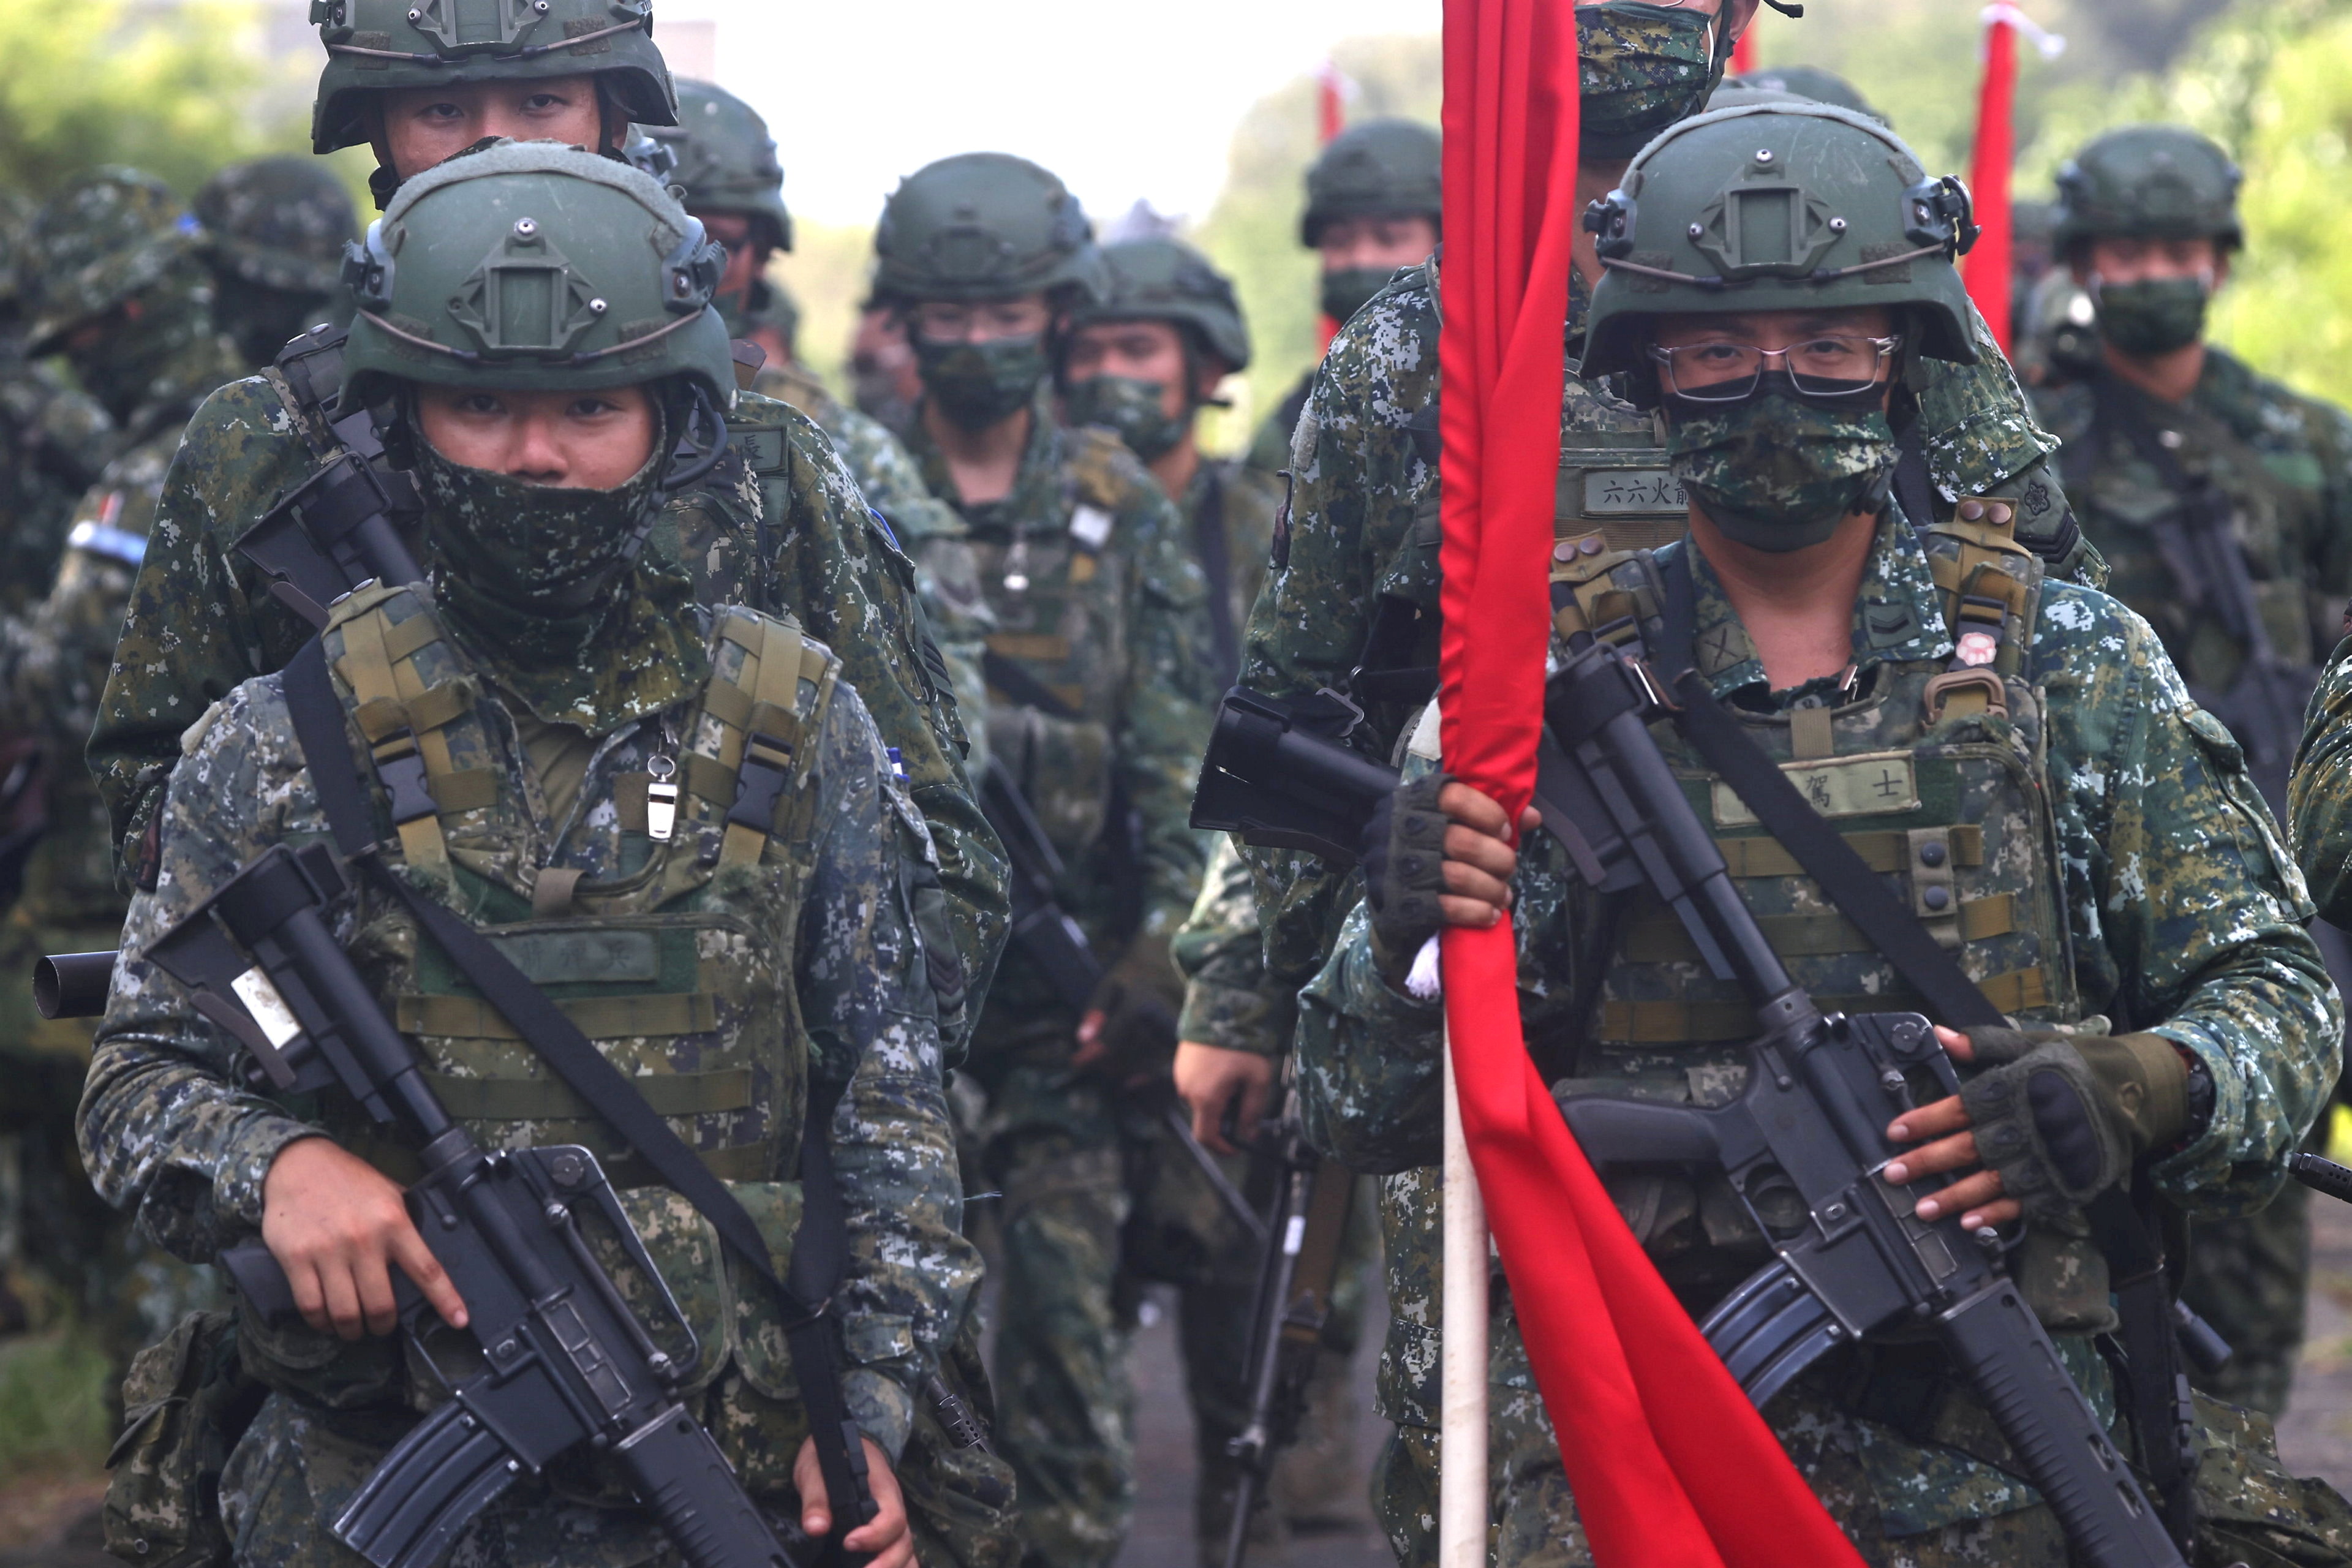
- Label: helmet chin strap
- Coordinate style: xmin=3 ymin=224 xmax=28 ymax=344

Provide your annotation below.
xmin=648 ymin=380 xmax=731 ymax=515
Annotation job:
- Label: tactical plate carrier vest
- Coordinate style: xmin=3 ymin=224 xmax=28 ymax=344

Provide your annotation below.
xmin=254 ymin=582 xmax=844 ymax=1468
xmin=1532 ymin=507 xmax=2114 ymax=1334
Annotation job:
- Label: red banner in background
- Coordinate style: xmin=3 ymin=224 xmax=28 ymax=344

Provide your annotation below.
xmin=1732 ymin=13 xmax=1759 ymax=75
xmin=1436 ymin=1 xmax=1867 ymax=1561
xmin=1964 ymin=9 xmax=2019 ymax=352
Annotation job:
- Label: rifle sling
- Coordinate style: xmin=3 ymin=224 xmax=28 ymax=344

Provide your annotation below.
xmin=1651 ymin=546 xmax=2188 ymax=1533
xmin=1194 ymin=467 xmax=1240 ymax=688
xmin=281 ymin=638 xmax=875 ymax=1526
xmin=981 ymin=648 xmax=1082 ymax=722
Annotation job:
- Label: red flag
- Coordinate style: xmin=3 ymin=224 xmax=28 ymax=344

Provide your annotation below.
xmin=1731 ymin=15 xmax=1758 ymax=75
xmin=1963 ymin=9 xmax=2019 ymax=352
xmin=1317 ymin=59 xmax=1348 ymax=145
xmin=1437 ymin=1 xmax=1867 ymax=1561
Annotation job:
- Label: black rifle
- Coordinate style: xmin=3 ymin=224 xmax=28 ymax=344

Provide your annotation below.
xmin=1221 ymin=1063 xmax=1353 ymax=1568
xmin=1188 ymin=686 xmax=1402 ymax=864
xmin=238 ymin=334 xmax=428 ymax=627
xmin=2090 ymin=375 xmax=2312 ymax=810
xmin=146 ymin=840 xmax=818 ymax=1568
xmin=977 ymin=758 xmax=1262 ymax=1240
xmin=1540 ymin=628 xmax=2186 ymax=1568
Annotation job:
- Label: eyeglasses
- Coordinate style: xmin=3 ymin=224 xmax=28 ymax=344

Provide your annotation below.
xmin=1648 ymin=334 xmax=1902 ymax=402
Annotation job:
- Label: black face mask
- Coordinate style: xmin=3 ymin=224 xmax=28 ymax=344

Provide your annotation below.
xmin=2093 ymin=274 xmax=2211 ymax=357
xmin=415 ymin=399 xmax=669 ymax=620
xmin=1320 ymin=265 xmax=1396 ymax=327
xmin=915 ymin=333 xmax=1050 ymax=429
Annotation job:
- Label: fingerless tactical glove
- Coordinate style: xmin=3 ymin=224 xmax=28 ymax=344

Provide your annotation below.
xmin=1361 ymin=772 xmax=1452 ymax=988
xmin=1956 ymin=1027 xmax=2195 ymax=1221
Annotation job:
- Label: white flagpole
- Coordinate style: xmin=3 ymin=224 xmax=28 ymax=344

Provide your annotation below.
xmin=1439 ymin=1018 xmax=1489 ymax=1568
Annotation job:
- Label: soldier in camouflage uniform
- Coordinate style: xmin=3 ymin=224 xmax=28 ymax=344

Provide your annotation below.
xmin=1058 ymin=236 xmax=1367 ymax=1553
xmin=1243 ymin=119 xmax=1442 ymax=476
xmin=635 ymin=78 xmax=995 ymax=766
xmin=82 ymin=145 xmax=974 ymax=1568
xmin=874 ymin=152 xmax=1217 ymax=1568
xmin=86 ymin=0 xmax=1008 ymax=1069
xmin=0 ymin=190 xmax=115 ymax=614
xmin=2030 ymin=124 xmax=2352 ymax=1418
xmin=1306 ymin=100 xmax=2348 ymax=1566
xmin=0 ymin=170 xmax=244 ymax=1363
xmin=193 ymin=156 xmax=360 ymax=371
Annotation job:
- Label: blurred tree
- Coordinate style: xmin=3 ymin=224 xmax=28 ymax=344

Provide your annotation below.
xmin=0 ymin=1 xmax=309 ymax=201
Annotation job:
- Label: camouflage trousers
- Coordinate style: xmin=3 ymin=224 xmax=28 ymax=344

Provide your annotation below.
xmin=974 ymin=1063 xmax=1136 ymax=1568
xmin=2180 ymin=1161 xmax=2312 ymax=1418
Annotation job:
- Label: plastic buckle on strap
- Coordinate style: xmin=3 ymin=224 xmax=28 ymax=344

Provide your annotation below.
xmin=726 ymin=733 xmax=793 ymax=830
xmin=372 ymin=730 xmax=435 ymax=824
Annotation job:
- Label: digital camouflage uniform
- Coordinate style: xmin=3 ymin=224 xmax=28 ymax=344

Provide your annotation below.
xmin=193 ymin=156 xmax=360 ymax=371
xmin=1058 ymin=234 xmax=1371 ymax=1553
xmin=2030 ymin=123 xmax=2352 ymax=1417
xmin=1251 ymin=95 xmax=2320 ymax=1567
xmin=84 ymin=141 xmax=987 ymax=1568
xmin=84 ymin=580 xmax=976 ymax=1568
xmin=634 ymin=75 xmax=998 ymax=783
xmin=0 ymin=170 xmax=243 ymax=1362
xmin=0 ymin=189 xmax=115 ymax=616
xmin=1245 ymin=119 xmax=1444 ymax=478
xmin=1303 ymin=511 xmax=2346 ymax=1566
xmin=902 ymin=382 xmax=1216 ymax=1568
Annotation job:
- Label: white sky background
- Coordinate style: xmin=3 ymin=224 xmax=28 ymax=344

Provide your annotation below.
xmin=656 ymin=0 xmax=1441 ymax=227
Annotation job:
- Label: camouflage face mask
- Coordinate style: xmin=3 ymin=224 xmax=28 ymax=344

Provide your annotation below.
xmin=415 ymin=402 xmax=669 ymax=619
xmin=1666 ymin=385 xmax=1898 ymax=552
xmin=1062 ymin=374 xmax=1187 ymax=462
xmin=1320 ymin=265 xmax=1395 ymax=328
xmin=915 ymin=331 xmax=1050 ymax=429
xmin=1575 ymin=3 xmax=1725 ymax=161
xmin=2093 ymin=274 xmax=2210 ymax=357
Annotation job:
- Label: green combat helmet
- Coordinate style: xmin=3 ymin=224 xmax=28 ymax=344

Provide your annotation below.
xmin=870 ymin=151 xmax=1106 ymax=306
xmin=1581 ymin=102 xmax=1980 ymax=390
xmin=340 ymin=140 xmax=733 ymax=407
xmin=1072 ymin=238 xmax=1252 ymax=372
xmin=24 ymin=168 xmax=203 ymax=355
xmin=2052 ymin=123 xmax=2243 ymax=255
xmin=637 ymin=77 xmax=791 ymax=253
xmin=311 ymin=0 xmax=676 ymax=155
xmin=1725 ymin=64 xmax=1887 ymax=126
xmin=1300 ymin=118 xmax=1442 ymax=246
xmin=195 ymin=156 xmax=362 ymax=367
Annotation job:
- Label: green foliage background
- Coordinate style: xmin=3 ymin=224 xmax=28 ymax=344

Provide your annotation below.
xmin=0 ymin=0 xmax=337 ymax=202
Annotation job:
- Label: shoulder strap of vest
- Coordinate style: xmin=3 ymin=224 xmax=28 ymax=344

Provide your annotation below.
xmin=321 ymin=584 xmax=496 ymax=873
xmin=1919 ymin=495 xmax=2043 ymax=724
xmin=280 ymin=635 xmax=881 ymax=1540
xmin=697 ymin=607 xmax=842 ymax=872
